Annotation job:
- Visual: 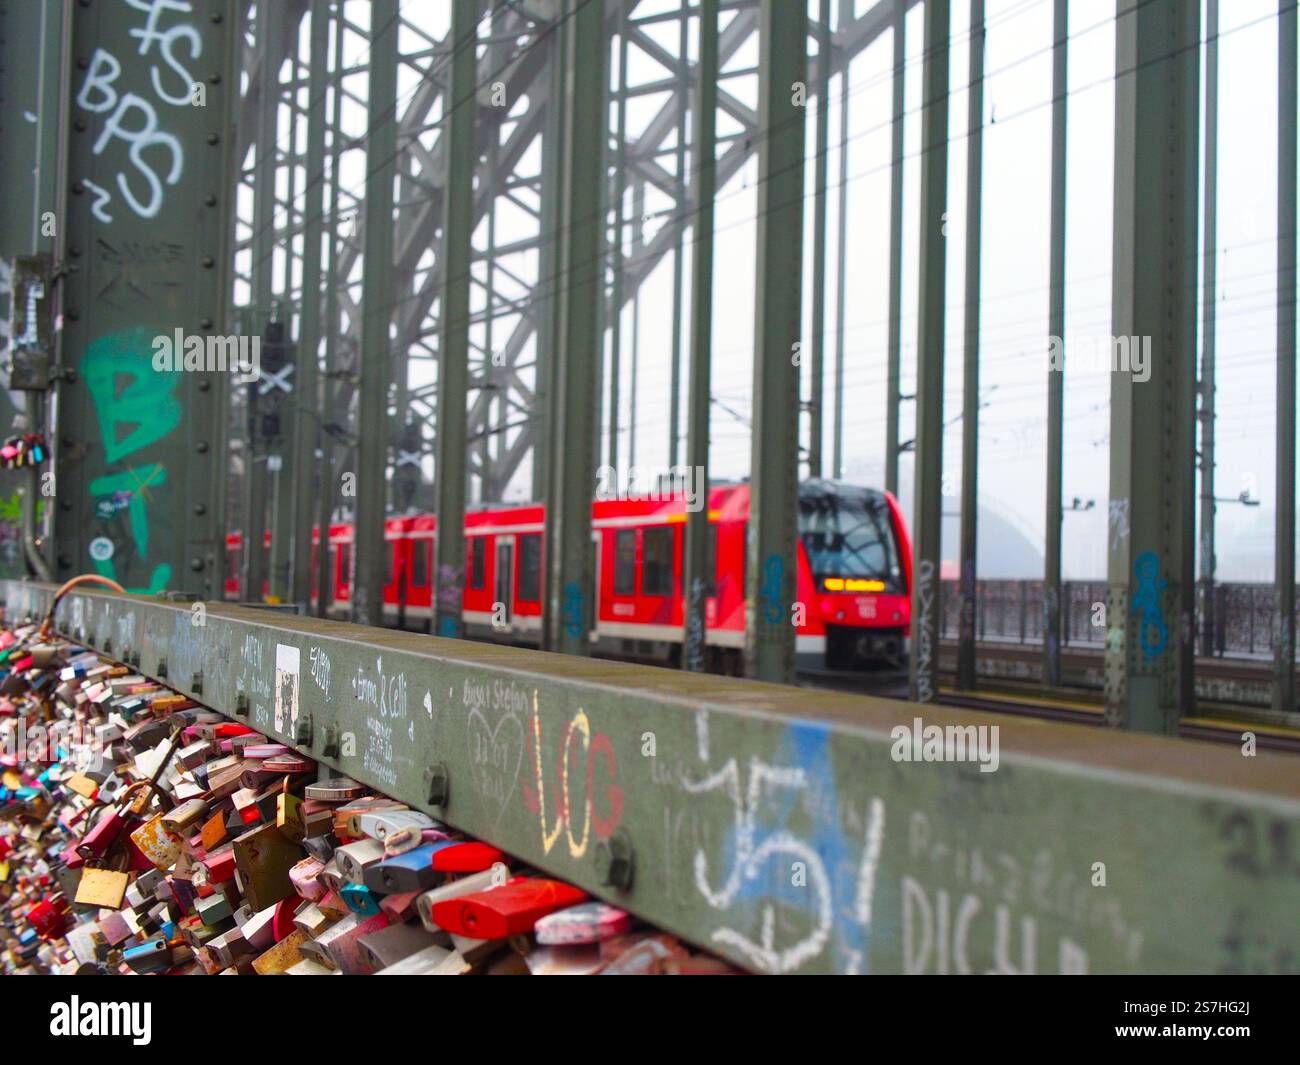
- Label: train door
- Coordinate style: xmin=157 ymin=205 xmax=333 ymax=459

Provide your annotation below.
xmin=495 ymin=536 xmax=515 ymax=631
xmin=589 ymin=531 xmax=601 ymax=642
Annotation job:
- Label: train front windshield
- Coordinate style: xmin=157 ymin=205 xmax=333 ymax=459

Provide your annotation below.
xmin=798 ymin=488 xmax=905 ymax=592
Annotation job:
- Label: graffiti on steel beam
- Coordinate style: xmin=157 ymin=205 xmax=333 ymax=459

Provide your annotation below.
xmin=82 ymin=327 xmax=181 ymax=592
xmin=684 ymin=721 xmax=887 ymax=974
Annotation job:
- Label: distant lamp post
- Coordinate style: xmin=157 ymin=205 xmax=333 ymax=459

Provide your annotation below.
xmin=1215 ymin=490 xmax=1261 ymax=508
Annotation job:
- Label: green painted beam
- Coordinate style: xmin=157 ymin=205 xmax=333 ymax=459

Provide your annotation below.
xmin=432 ymin=0 xmax=478 ymax=641
xmin=909 ymin=0 xmax=949 ymax=705
xmin=9 ymin=578 xmax=1299 ymax=975
xmin=291 ymin=0 xmax=330 ymax=615
xmin=352 ymin=0 xmax=399 ymax=627
xmin=745 ymin=0 xmax=806 ymax=684
xmin=1043 ymin=0 xmax=1068 ymax=688
xmin=1104 ymin=0 xmax=1200 ymax=732
xmin=884 ymin=0 xmax=905 ymax=499
xmin=53 ymin=0 xmax=236 ymax=598
xmin=683 ymin=0 xmax=718 ymax=674
xmin=1275 ymin=0 xmax=1297 ymax=714
xmin=956 ymin=0 xmax=985 ymax=693
xmin=543 ymin=0 xmax=605 ymax=657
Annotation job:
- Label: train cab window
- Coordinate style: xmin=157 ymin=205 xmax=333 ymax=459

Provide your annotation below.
xmin=614 ymin=530 xmax=636 ymax=596
xmin=411 ymin=539 xmax=429 ymax=587
xmin=798 ymin=489 xmax=903 ymax=591
xmin=518 ymin=534 xmax=542 ymax=602
xmin=642 ymin=526 xmax=674 ymax=596
xmin=469 ymin=537 xmax=486 ymax=590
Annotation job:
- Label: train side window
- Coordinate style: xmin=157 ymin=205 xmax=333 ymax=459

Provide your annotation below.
xmin=310 ymin=545 xmax=319 ymax=597
xmin=469 ymin=537 xmax=486 ymax=590
xmin=383 ymin=542 xmax=394 ymax=585
xmin=643 ymin=526 xmax=674 ymax=596
xmin=338 ymin=544 xmax=351 ymax=590
xmin=411 ymin=539 xmax=429 ymax=587
xmin=614 ymin=530 xmax=636 ymax=596
xmin=518 ymin=534 xmax=542 ymax=602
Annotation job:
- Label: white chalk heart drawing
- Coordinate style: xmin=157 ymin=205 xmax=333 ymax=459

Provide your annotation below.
xmin=466 ymin=706 xmax=525 ymax=827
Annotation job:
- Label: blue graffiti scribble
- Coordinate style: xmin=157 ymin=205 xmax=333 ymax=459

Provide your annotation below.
xmin=1132 ymin=551 xmax=1168 ymax=658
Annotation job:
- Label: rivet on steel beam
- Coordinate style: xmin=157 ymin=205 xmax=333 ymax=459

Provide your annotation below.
xmin=73 ymin=119 xmax=86 ymax=133
xmin=206 ymin=133 xmax=219 ymax=145
xmin=594 ymin=830 xmax=635 ymax=892
xmin=200 ymin=316 xmax=213 ymax=329
xmin=190 ymin=558 xmax=204 ymax=572
xmin=208 ymin=73 xmax=221 ymax=84
xmin=322 ymin=724 xmax=340 ymax=758
xmin=294 ymin=715 xmax=313 ymax=747
xmin=58 ymin=554 xmax=71 ymax=568
xmin=201 ymin=256 xmax=214 ymax=268
xmin=69 ymin=247 xmax=80 ymax=258
xmin=211 ymin=11 xmax=222 ymax=21
xmin=198 ymin=380 xmax=211 ymax=392
xmin=76 ymin=57 xmax=88 ymax=70
xmin=196 ymin=441 xmax=209 ymax=454
xmin=234 ymin=691 xmax=249 ymax=718
xmin=424 ymin=763 xmax=450 ymax=807
xmin=194 ymin=503 xmax=207 ymax=516
xmin=59 ymin=501 xmax=72 ymax=512
xmin=204 ymin=195 xmax=217 ymax=207
xmin=71 ymin=183 xmax=83 ymax=195
xmin=66 ymin=309 xmax=78 ymax=321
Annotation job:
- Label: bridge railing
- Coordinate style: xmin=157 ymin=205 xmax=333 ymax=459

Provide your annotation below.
xmin=940 ymin=579 xmax=1300 ymax=660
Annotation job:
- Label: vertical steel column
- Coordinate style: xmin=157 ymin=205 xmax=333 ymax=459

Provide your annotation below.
xmin=1044 ymin=0 xmax=1068 ymax=687
xmin=808 ymin=0 xmax=832 ymax=480
xmin=1275 ymin=0 xmax=1297 ymax=712
xmin=1199 ymin=0 xmax=1218 ymax=659
xmin=956 ymin=0 xmax=985 ymax=692
xmin=744 ymin=0 xmax=807 ymax=684
xmin=534 ymin=28 xmax=565 ymax=506
xmin=668 ymin=0 xmax=688 ymax=468
xmin=908 ymin=0 xmax=950 ymax=705
xmin=630 ymin=180 xmax=644 ymax=470
xmin=245 ymin=1 xmax=285 ymax=603
xmin=607 ymin=11 xmax=629 ymax=474
xmin=683 ymin=0 xmax=718 ymax=673
xmin=1104 ymin=0 xmax=1199 ymax=733
xmin=832 ymin=23 xmax=850 ymax=481
xmin=291 ymin=0 xmax=329 ymax=614
xmin=270 ymin=22 xmax=303 ymax=603
xmin=544 ymin=0 xmax=606 ymax=656
xmin=56 ymin=0 xmax=235 ymax=597
xmin=316 ymin=2 xmax=346 ymax=618
xmin=884 ymin=0 xmax=906 ymax=499
xmin=352 ymin=0 xmax=399 ymax=628
xmin=433 ymin=0 xmax=478 ymax=640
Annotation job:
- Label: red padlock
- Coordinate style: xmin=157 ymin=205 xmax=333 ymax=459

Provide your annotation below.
xmin=429 ymin=841 xmax=505 ymax=874
xmin=429 ymin=878 xmax=587 ymax=939
xmin=26 ymin=895 xmax=70 ymax=940
xmin=75 ymin=807 xmax=124 ymax=860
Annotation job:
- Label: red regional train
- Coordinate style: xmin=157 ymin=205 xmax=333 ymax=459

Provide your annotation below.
xmin=224 ymin=479 xmax=913 ymax=673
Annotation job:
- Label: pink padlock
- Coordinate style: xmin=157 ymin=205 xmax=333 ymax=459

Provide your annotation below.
xmin=289 ymin=855 xmax=327 ymax=901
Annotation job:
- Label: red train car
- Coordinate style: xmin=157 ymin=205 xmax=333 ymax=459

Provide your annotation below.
xmin=225 ymin=479 xmax=912 ymax=673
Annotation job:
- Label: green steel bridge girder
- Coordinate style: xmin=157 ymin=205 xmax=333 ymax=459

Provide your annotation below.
xmin=6 ymin=580 xmax=1298 ymax=976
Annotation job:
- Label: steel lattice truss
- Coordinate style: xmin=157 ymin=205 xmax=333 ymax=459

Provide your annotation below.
xmin=230 ymin=0 xmax=899 ymax=515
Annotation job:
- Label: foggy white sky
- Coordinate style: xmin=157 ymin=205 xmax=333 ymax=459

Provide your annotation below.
xmin=265 ymin=0 xmax=1297 ymax=582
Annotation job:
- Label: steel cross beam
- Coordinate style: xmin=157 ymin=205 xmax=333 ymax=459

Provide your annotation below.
xmin=11 ymin=579 xmax=1300 ymax=975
